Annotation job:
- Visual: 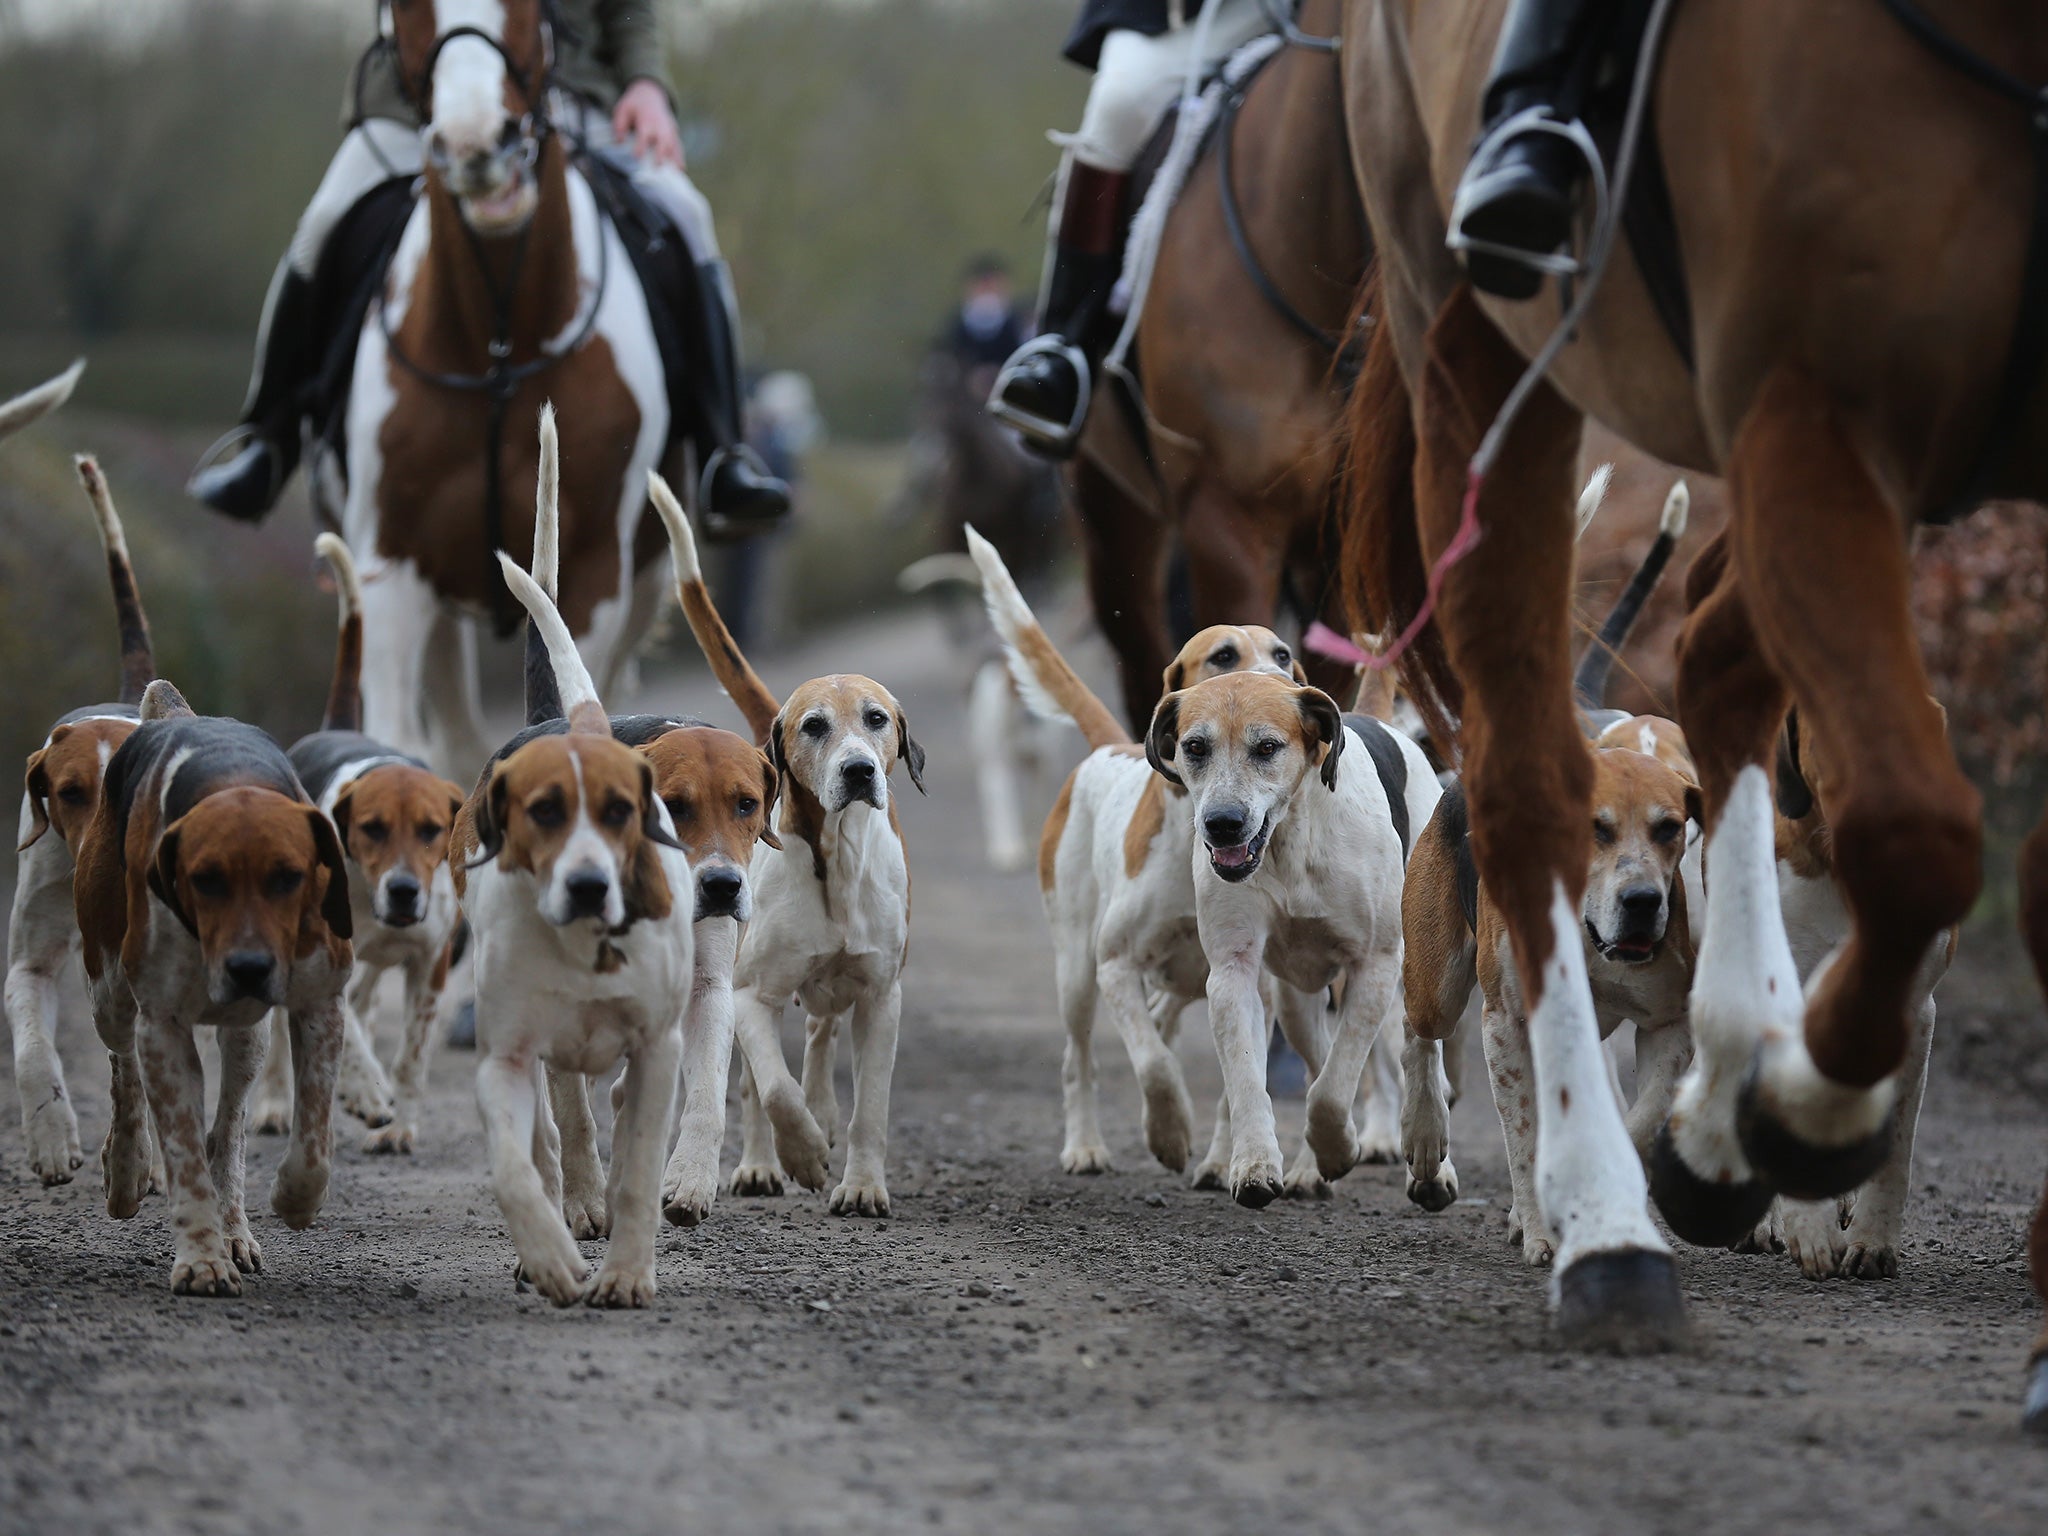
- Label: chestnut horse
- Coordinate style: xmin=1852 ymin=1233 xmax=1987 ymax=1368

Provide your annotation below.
xmin=1074 ymin=0 xmax=1366 ymax=732
xmin=338 ymin=0 xmax=667 ymax=774
xmin=1342 ymin=0 xmax=2048 ymax=1391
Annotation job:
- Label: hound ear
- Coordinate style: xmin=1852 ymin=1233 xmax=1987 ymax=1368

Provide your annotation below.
xmin=307 ymin=808 xmax=354 ymax=941
xmin=19 ymin=747 xmax=52 ymax=851
xmin=1683 ymin=781 xmax=1705 ymax=830
xmin=757 ymin=751 xmax=784 ymax=850
xmin=1162 ymin=658 xmax=1188 ymax=696
xmin=637 ymin=759 xmax=686 ymax=854
xmin=469 ymin=768 xmax=509 ymax=868
xmin=894 ymin=708 xmax=927 ymax=795
xmin=147 ymin=817 xmax=197 ymax=937
xmin=441 ymin=779 xmax=468 ymax=830
xmin=623 ymin=763 xmax=675 ymax=926
xmin=1145 ymin=692 xmax=1184 ymax=788
xmin=768 ymin=711 xmax=791 ymax=788
xmin=1298 ymin=687 xmax=1346 ymax=792
xmin=1286 ymin=651 xmax=1309 ymax=685
xmin=327 ymin=781 xmax=357 ymax=845
xmin=1774 ymin=710 xmax=1814 ymax=820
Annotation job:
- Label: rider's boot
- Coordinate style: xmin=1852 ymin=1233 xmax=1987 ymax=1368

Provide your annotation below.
xmin=987 ymin=162 xmax=1127 ymax=458
xmin=692 ymin=260 xmax=792 ymax=539
xmin=1447 ymin=0 xmax=1609 ymax=300
xmin=188 ymin=257 xmax=316 ymax=521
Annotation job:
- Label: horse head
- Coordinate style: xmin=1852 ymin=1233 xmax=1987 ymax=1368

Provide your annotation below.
xmin=390 ymin=0 xmax=553 ymax=236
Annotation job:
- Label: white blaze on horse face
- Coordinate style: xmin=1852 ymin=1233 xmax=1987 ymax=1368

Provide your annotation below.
xmin=429 ymin=1 xmax=513 ymax=183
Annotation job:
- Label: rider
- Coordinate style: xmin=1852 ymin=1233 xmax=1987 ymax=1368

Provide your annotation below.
xmin=1447 ymin=0 xmax=1616 ymax=300
xmin=987 ymin=0 xmax=1270 ymax=458
xmin=189 ymin=0 xmax=789 ymax=530
xmin=942 ymin=254 xmax=1030 ymax=388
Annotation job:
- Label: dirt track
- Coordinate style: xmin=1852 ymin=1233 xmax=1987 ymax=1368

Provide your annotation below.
xmin=4 ymin=607 xmax=2047 ymax=1536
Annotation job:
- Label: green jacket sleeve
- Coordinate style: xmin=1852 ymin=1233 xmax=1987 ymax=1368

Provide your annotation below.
xmin=590 ymin=1 xmax=676 ymax=99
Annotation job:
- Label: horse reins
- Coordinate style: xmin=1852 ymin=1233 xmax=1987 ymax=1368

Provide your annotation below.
xmin=1879 ymin=0 xmax=2048 ymax=516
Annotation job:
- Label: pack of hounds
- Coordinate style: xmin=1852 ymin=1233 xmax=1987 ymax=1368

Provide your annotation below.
xmin=7 ymin=363 xmax=1939 ymax=1315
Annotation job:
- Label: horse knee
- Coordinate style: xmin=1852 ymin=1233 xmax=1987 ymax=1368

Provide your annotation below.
xmin=1833 ymin=795 xmax=1981 ymax=941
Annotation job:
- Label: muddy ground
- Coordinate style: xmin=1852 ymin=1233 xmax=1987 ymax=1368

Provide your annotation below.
xmin=4 ymin=608 xmax=2046 ymax=1536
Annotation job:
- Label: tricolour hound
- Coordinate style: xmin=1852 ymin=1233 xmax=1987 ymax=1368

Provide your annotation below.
xmin=652 ymin=471 xmax=919 ymax=1216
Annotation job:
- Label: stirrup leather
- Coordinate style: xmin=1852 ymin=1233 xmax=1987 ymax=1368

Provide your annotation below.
xmin=985 ymin=335 xmax=1092 ymax=455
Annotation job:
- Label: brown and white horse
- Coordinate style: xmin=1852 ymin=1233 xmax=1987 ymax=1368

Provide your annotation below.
xmin=1341 ymin=0 xmax=2048 ymax=1388
xmin=336 ymin=0 xmax=667 ymax=774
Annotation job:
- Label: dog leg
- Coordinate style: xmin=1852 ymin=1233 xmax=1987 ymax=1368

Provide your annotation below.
xmin=1275 ymin=984 xmax=1333 ymax=1197
xmin=1099 ymin=956 xmax=1194 ymax=1174
xmin=1834 ymin=990 xmax=1937 ymax=1280
xmin=590 ymin=1029 xmax=680 ymax=1308
xmin=547 ymin=1066 xmax=609 ymax=1239
xmin=136 ymin=1010 xmax=239 ymax=1296
xmin=1625 ymin=1022 xmax=1693 ymax=1165
xmin=1399 ymin=1010 xmax=1459 ymax=1213
xmin=273 ymin=998 xmax=342 ymax=1230
xmin=1205 ymin=942 xmax=1282 ymax=1207
xmin=1304 ymin=951 xmax=1401 ymax=1186
xmin=478 ymin=1052 xmax=587 ymax=1305
xmin=732 ymin=986 xmax=829 ymax=1191
xmin=730 ymin=1057 xmax=786 ymax=1196
xmin=335 ymin=982 xmax=396 ymax=1129
xmin=1356 ymin=1027 xmax=1404 ymax=1167
xmin=6 ymin=857 xmax=84 ymax=1185
xmin=664 ymin=920 xmax=739 ymax=1226
xmin=87 ymin=975 xmax=152 ymax=1219
xmin=801 ymin=1009 xmax=842 ymax=1149
xmin=366 ymin=953 xmax=440 ymax=1154
xmin=1482 ymin=1004 xmax=1553 ymax=1265
xmin=1192 ymin=1092 xmax=1231 ymax=1191
xmin=1055 ymin=945 xmax=1111 ymax=1174
xmin=207 ymin=1023 xmax=267 ymax=1275
xmin=829 ymin=981 xmax=901 ymax=1217
xmin=250 ymin=1009 xmax=294 ymax=1134
xmin=970 ymin=658 xmax=1032 ymax=873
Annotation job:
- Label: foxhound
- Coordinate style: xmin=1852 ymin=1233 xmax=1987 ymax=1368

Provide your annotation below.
xmin=1145 ymin=672 xmax=1453 ymax=1207
xmin=251 ymin=535 xmax=469 ymax=1153
xmin=969 ymin=526 xmax=1404 ymax=1191
xmin=9 ymin=447 xmax=151 ymax=1186
xmin=654 ymin=472 xmax=920 ymax=1217
xmin=73 ymin=682 xmax=353 ymax=1295
xmin=452 ymin=551 xmax=696 ymax=1307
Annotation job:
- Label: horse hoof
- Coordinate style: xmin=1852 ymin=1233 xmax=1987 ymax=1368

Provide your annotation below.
xmin=1554 ymin=1249 xmax=1687 ymax=1355
xmin=1648 ymin=1122 xmax=1775 ymax=1247
xmin=2024 ymin=1355 xmax=2048 ymax=1436
xmin=1735 ymin=1059 xmax=1893 ymax=1202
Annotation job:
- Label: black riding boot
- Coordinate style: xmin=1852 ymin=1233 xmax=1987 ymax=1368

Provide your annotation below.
xmin=692 ymin=260 xmax=791 ymax=537
xmin=1448 ymin=0 xmax=1611 ymax=300
xmin=188 ymin=257 xmax=317 ymax=521
xmin=987 ymin=162 xmax=1128 ymax=458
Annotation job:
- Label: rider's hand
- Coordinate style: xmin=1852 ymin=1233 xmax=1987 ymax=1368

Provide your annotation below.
xmin=614 ymin=79 xmax=683 ymax=170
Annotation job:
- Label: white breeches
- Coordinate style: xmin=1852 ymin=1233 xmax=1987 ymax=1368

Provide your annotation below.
xmin=1068 ymin=3 xmax=1270 ymax=172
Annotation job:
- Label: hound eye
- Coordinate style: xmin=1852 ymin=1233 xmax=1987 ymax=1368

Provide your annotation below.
xmin=1182 ymin=737 xmax=1210 ymax=762
xmin=416 ymin=822 xmax=444 ymax=843
xmin=190 ymin=870 xmax=229 ymax=900
xmin=266 ymin=868 xmax=305 ymax=899
xmin=1210 ymin=647 xmax=1237 ymax=669
xmin=1652 ymin=819 xmax=1684 ymax=845
xmin=664 ymin=797 xmax=694 ymax=823
xmin=360 ymin=819 xmax=390 ymax=843
xmin=1592 ymin=821 xmax=1617 ymax=847
xmin=864 ymin=709 xmax=889 ymax=730
xmin=600 ymin=798 xmax=634 ymax=828
xmin=527 ymin=798 xmax=566 ymax=828
xmin=1273 ymin=648 xmax=1291 ymax=667
xmin=801 ymin=717 xmax=830 ymax=740
xmin=736 ymin=797 xmax=759 ymax=818
xmin=1252 ymin=738 xmax=1284 ymax=760
xmin=56 ymin=784 xmax=91 ymax=806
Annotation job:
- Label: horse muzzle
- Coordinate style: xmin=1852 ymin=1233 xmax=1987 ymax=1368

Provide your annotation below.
xmin=427 ymin=124 xmax=541 ymax=235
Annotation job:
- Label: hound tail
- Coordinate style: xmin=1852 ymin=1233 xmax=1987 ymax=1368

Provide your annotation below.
xmin=74 ymin=455 xmax=156 ymax=707
xmin=139 ymin=678 xmax=194 ymax=722
xmin=648 ymin=470 xmax=781 ymax=747
xmin=523 ymin=403 xmax=567 ymax=726
xmin=313 ymin=534 xmax=364 ymax=733
xmin=0 ymin=360 xmax=84 ymax=442
xmin=1573 ymin=463 xmax=1614 ymax=542
xmin=497 ymin=553 xmax=607 ymax=736
xmin=1572 ymin=478 xmax=1691 ymax=712
xmin=964 ymin=525 xmax=1127 ymax=751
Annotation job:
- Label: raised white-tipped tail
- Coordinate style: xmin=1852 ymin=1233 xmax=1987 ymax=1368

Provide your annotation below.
xmin=0 ymin=360 xmax=85 ymax=442
xmin=1659 ymin=478 xmax=1690 ymax=539
xmin=648 ymin=470 xmax=700 ymax=586
xmin=496 ymin=552 xmax=604 ymax=731
xmin=534 ymin=403 xmax=560 ymax=600
xmin=314 ymin=532 xmax=362 ymax=628
xmin=897 ymin=552 xmax=982 ymax=594
xmin=648 ymin=467 xmax=781 ymax=742
xmin=964 ymin=525 xmax=1127 ymax=750
xmin=1573 ymin=462 xmax=1614 ymax=541
xmin=73 ymin=454 xmax=129 ymax=562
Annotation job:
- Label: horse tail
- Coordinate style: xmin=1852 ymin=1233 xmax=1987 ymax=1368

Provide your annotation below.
xmin=73 ymin=455 xmax=156 ymax=707
xmin=1572 ymin=477 xmax=1690 ymax=712
xmin=648 ymin=470 xmax=782 ymax=748
xmin=964 ymin=525 xmax=1129 ymax=751
xmin=496 ymin=553 xmax=607 ymax=736
xmin=522 ymin=403 xmax=567 ymax=726
xmin=0 ymin=359 xmax=83 ymax=442
xmin=312 ymin=534 xmax=365 ymax=732
xmin=1338 ymin=267 xmax=1462 ymax=756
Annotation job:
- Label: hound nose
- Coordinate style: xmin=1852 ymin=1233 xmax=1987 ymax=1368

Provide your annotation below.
xmin=1204 ymin=806 xmax=1252 ymax=846
xmin=841 ymin=759 xmax=877 ymax=790
xmin=697 ymin=868 xmax=744 ymax=917
xmin=224 ymin=951 xmax=276 ymax=999
xmin=1618 ymin=884 xmax=1664 ymax=928
xmin=564 ymin=870 xmax=611 ymax=919
xmin=383 ymin=874 xmax=422 ymax=925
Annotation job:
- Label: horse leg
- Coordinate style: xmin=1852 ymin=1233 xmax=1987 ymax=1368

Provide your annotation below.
xmin=1665 ymin=368 xmax=1979 ymax=1240
xmin=1412 ymin=288 xmax=1679 ymax=1348
xmin=360 ymin=559 xmax=439 ymax=767
xmin=1071 ymin=457 xmax=1172 ymax=734
xmin=2012 ymin=810 xmax=2048 ymax=1431
xmin=1181 ymin=480 xmax=1283 ymax=631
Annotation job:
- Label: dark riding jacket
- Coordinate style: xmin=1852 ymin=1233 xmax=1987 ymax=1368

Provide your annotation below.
xmin=1064 ymin=0 xmax=1175 ymax=71
xmin=351 ymin=0 xmax=675 ymax=125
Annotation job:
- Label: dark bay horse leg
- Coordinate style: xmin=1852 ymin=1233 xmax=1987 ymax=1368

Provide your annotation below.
xmin=1071 ymin=456 xmax=1173 ymax=734
xmin=1412 ymin=288 xmax=1681 ymax=1349
xmin=2012 ymin=814 xmax=2048 ymax=1432
xmin=1667 ymin=366 xmax=1980 ymax=1224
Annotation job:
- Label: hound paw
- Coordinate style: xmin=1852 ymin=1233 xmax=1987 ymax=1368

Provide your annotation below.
xmin=517 ymin=1251 xmax=592 ymax=1308
xmin=250 ymin=1096 xmax=292 ymax=1137
xmin=171 ymin=1252 xmax=243 ymax=1298
xmin=587 ymin=1263 xmax=657 ymax=1309
xmin=1780 ymin=1199 xmax=1850 ymax=1280
xmin=828 ymin=1175 xmax=892 ymax=1218
xmin=363 ymin=1120 xmax=416 ymax=1156
xmin=1189 ymin=1157 xmax=1228 ymax=1192
xmin=1836 ymin=1228 xmax=1901 ymax=1281
xmin=269 ymin=1156 xmax=329 ymax=1231
xmin=337 ymin=1082 xmax=395 ymax=1130
xmin=1304 ymin=1097 xmax=1359 ymax=1182
xmin=226 ymin=1227 xmax=265 ymax=1276
xmin=1506 ymin=1203 xmax=1556 ymax=1266
xmin=764 ymin=1084 xmax=831 ymax=1193
xmin=1060 ymin=1143 xmax=1113 ymax=1175
xmin=1282 ymin=1147 xmax=1331 ymax=1200
xmin=1228 ymin=1153 xmax=1284 ymax=1210
xmin=561 ymin=1188 xmax=609 ymax=1242
xmin=662 ymin=1169 xmax=718 ymax=1228
xmin=100 ymin=1124 xmax=151 ymax=1220
xmin=26 ymin=1100 xmax=84 ymax=1185
xmin=730 ymin=1162 xmax=786 ymax=1197
xmin=1139 ymin=1070 xmax=1194 ymax=1174
xmin=1405 ymin=1158 xmax=1459 ymax=1213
